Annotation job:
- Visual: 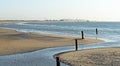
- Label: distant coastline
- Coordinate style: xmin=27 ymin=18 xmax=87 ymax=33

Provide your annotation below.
xmin=0 ymin=19 xmax=90 ymax=23
xmin=1 ymin=20 xmax=120 ymax=23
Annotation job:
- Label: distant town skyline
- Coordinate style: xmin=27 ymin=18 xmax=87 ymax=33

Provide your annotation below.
xmin=0 ymin=0 xmax=120 ymax=21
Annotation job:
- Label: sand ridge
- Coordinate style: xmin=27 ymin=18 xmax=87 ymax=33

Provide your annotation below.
xmin=0 ymin=28 xmax=103 ymax=56
xmin=59 ymin=48 xmax=120 ymax=66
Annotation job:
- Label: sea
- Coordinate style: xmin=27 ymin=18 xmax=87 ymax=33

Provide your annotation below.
xmin=0 ymin=21 xmax=120 ymax=42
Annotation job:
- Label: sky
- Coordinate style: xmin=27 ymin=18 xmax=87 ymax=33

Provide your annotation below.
xmin=0 ymin=0 xmax=120 ymax=21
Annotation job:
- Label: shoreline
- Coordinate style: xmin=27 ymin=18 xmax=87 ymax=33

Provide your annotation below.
xmin=0 ymin=28 xmax=104 ymax=56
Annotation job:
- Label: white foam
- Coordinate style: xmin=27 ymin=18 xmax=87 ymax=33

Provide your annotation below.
xmin=99 ymin=38 xmax=116 ymax=42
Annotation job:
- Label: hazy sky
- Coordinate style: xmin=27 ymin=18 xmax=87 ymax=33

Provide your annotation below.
xmin=0 ymin=0 xmax=120 ymax=21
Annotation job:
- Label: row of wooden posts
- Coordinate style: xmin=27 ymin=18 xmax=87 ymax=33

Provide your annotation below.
xmin=56 ymin=28 xmax=98 ymax=66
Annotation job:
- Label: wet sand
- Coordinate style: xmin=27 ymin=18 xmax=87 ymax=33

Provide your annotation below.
xmin=59 ymin=48 xmax=120 ymax=66
xmin=0 ymin=28 xmax=103 ymax=56
xmin=0 ymin=22 xmax=8 ymax=24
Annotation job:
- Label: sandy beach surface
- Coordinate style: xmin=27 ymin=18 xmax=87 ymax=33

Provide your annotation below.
xmin=0 ymin=28 xmax=103 ymax=56
xmin=58 ymin=48 xmax=120 ymax=66
xmin=0 ymin=22 xmax=10 ymax=24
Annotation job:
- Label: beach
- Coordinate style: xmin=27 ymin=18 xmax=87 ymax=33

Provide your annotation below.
xmin=0 ymin=28 xmax=103 ymax=56
xmin=58 ymin=48 xmax=120 ymax=66
xmin=0 ymin=22 xmax=120 ymax=66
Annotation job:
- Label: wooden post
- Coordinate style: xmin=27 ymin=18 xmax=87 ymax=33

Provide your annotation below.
xmin=75 ymin=39 xmax=78 ymax=51
xmin=81 ymin=31 xmax=84 ymax=39
xmin=96 ymin=28 xmax=98 ymax=39
xmin=96 ymin=28 xmax=98 ymax=35
xmin=56 ymin=57 xmax=60 ymax=66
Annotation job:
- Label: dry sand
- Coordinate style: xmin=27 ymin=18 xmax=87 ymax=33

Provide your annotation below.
xmin=58 ymin=48 xmax=120 ymax=66
xmin=0 ymin=28 xmax=103 ymax=56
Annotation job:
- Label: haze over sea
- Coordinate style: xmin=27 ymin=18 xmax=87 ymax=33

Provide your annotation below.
xmin=0 ymin=21 xmax=120 ymax=42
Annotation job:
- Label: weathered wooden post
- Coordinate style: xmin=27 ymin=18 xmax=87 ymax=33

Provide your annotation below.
xmin=81 ymin=31 xmax=84 ymax=39
xmin=56 ymin=57 xmax=60 ymax=66
xmin=96 ymin=28 xmax=98 ymax=39
xmin=75 ymin=39 xmax=78 ymax=51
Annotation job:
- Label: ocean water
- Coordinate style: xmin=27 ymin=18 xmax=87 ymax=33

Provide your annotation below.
xmin=0 ymin=21 xmax=120 ymax=42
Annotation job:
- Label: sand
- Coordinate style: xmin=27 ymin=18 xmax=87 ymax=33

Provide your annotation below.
xmin=58 ymin=48 xmax=120 ymax=66
xmin=0 ymin=28 xmax=103 ymax=56
xmin=0 ymin=22 xmax=9 ymax=24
